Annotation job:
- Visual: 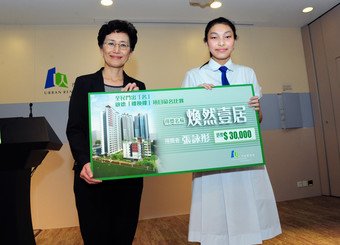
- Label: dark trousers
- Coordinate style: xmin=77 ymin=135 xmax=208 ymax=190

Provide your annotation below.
xmin=74 ymin=171 xmax=143 ymax=245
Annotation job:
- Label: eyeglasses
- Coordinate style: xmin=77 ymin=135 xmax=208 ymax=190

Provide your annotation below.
xmin=104 ymin=41 xmax=130 ymax=50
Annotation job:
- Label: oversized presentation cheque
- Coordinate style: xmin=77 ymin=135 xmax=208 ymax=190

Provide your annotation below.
xmin=89 ymin=85 xmax=265 ymax=180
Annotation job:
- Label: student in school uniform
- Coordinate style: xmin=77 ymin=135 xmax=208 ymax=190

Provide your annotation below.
xmin=182 ymin=17 xmax=282 ymax=245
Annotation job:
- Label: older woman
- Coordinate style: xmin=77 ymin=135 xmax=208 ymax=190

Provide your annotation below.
xmin=66 ymin=20 xmax=145 ymax=244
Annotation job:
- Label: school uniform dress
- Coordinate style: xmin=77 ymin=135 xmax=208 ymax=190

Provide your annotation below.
xmin=182 ymin=58 xmax=282 ymax=245
xmin=66 ymin=68 xmax=145 ymax=245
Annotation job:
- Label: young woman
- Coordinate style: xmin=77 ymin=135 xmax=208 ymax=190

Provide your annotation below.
xmin=182 ymin=17 xmax=282 ymax=245
xmin=66 ymin=20 xmax=145 ymax=244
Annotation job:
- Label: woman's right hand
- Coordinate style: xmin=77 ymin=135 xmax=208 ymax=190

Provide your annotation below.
xmin=80 ymin=163 xmax=102 ymax=184
xmin=199 ymin=83 xmax=214 ymax=90
xmin=121 ymin=82 xmax=139 ymax=92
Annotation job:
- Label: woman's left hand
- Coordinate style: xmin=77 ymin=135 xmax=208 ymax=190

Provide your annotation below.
xmin=121 ymin=82 xmax=139 ymax=92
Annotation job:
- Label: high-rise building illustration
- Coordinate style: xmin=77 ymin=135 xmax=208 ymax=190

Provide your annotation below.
xmin=101 ymin=105 xmax=122 ymax=155
xmin=134 ymin=113 xmax=150 ymax=140
xmin=96 ymin=106 xmax=153 ymax=160
xmin=134 ymin=115 xmax=140 ymax=138
xmin=121 ymin=113 xmax=134 ymax=141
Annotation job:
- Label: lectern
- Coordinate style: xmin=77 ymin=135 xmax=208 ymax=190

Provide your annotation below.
xmin=0 ymin=117 xmax=62 ymax=245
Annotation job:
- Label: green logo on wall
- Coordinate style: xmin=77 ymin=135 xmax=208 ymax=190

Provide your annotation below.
xmin=44 ymin=67 xmax=72 ymax=96
xmin=44 ymin=67 xmax=68 ymax=89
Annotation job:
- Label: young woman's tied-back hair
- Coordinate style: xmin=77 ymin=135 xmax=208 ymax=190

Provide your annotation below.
xmin=204 ymin=17 xmax=238 ymax=42
xmin=97 ymin=19 xmax=138 ymax=51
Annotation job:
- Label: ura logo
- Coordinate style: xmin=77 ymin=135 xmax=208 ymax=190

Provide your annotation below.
xmin=231 ymin=150 xmax=239 ymax=158
xmin=44 ymin=67 xmax=68 ymax=89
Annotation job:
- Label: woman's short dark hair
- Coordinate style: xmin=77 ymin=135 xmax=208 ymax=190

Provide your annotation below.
xmin=97 ymin=19 xmax=138 ymax=51
xmin=203 ymin=17 xmax=238 ymax=42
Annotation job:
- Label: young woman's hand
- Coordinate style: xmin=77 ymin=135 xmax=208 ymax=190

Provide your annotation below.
xmin=248 ymin=96 xmax=262 ymax=122
xmin=248 ymin=96 xmax=260 ymax=111
xmin=199 ymin=83 xmax=215 ymax=90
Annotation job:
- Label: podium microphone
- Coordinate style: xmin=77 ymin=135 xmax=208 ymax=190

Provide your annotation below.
xmin=29 ymin=103 xmax=33 ymax=118
xmin=28 ymin=102 xmax=38 ymax=176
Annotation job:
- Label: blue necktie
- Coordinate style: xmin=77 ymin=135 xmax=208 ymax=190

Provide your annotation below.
xmin=219 ymin=66 xmax=229 ymax=86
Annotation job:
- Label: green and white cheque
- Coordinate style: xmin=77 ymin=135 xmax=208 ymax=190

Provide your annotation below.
xmin=89 ymin=85 xmax=265 ymax=180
